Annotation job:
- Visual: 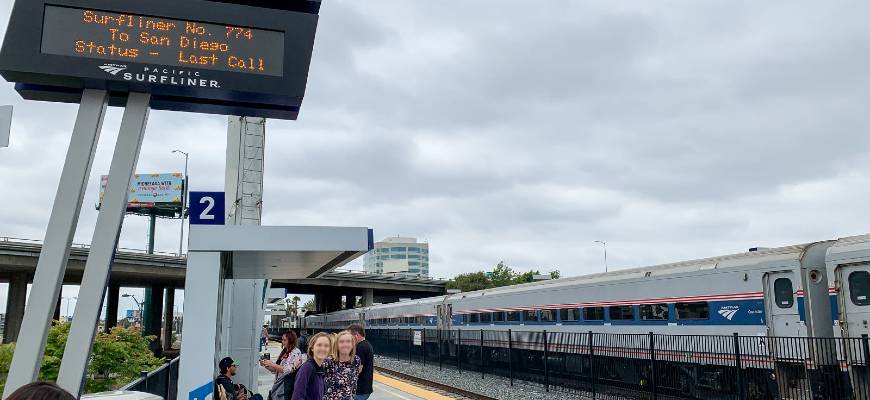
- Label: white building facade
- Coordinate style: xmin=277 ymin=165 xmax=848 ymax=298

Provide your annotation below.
xmin=362 ymin=237 xmax=430 ymax=277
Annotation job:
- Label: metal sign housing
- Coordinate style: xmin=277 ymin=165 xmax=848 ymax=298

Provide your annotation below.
xmin=0 ymin=0 xmax=320 ymax=119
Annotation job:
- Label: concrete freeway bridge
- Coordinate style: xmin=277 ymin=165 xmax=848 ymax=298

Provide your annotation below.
xmin=0 ymin=236 xmax=447 ymax=351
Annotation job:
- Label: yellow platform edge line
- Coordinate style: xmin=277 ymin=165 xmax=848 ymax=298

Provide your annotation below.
xmin=373 ymin=372 xmax=454 ymax=400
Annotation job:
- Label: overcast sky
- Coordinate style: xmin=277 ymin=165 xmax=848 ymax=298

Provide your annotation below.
xmin=1 ymin=1 xmax=870 ymax=314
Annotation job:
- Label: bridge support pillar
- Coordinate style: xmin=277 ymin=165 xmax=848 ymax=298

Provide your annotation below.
xmin=144 ymin=285 xmax=164 ymax=355
xmin=345 ymin=295 xmax=356 ymax=310
xmin=163 ymin=288 xmax=175 ymax=350
xmin=362 ymin=288 xmax=374 ymax=307
xmin=4 ymin=272 xmax=28 ymax=343
xmin=104 ymin=284 xmax=119 ymax=333
xmin=53 ymin=293 xmax=61 ymax=321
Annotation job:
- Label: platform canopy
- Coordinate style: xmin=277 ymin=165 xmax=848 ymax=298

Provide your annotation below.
xmin=188 ymin=225 xmax=374 ymax=279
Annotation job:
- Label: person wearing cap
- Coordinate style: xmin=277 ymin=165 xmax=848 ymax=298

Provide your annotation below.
xmin=215 ymin=357 xmax=248 ymax=400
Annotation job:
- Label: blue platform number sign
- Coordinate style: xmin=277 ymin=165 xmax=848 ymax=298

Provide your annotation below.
xmin=189 ymin=192 xmax=225 ymax=225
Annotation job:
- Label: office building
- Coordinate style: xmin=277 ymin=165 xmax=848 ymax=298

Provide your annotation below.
xmin=362 ymin=237 xmax=429 ymax=277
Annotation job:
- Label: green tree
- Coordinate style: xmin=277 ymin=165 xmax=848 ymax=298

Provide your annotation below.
xmin=0 ymin=322 xmax=163 ymax=394
xmin=446 ymin=271 xmax=492 ymax=292
xmin=489 ymin=262 xmax=515 ymax=287
xmin=512 ymin=270 xmax=539 ymax=285
xmin=302 ymin=299 xmax=316 ymax=314
xmin=549 ymin=270 xmax=561 ymax=279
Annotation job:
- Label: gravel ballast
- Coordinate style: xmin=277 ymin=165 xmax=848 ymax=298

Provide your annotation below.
xmin=375 ymin=355 xmax=598 ymax=400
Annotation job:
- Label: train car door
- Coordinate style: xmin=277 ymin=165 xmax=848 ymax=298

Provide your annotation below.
xmin=837 ymin=263 xmax=870 ymax=337
xmin=763 ymin=271 xmax=801 ymax=337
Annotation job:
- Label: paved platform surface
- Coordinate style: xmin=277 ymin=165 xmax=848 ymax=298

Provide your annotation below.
xmin=256 ymin=342 xmax=436 ymax=400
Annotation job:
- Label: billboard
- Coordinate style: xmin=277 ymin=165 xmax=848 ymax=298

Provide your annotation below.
xmin=99 ymin=173 xmax=184 ymax=217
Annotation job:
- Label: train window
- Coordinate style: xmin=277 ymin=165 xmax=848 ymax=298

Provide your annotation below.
xmin=524 ymin=310 xmax=539 ymax=322
xmin=849 ymin=271 xmax=870 ymax=306
xmin=468 ymin=313 xmax=480 ymax=323
xmin=559 ymin=308 xmax=580 ymax=321
xmin=584 ymin=307 xmax=605 ymax=321
xmin=640 ymin=304 xmax=669 ymax=320
xmin=507 ymin=311 xmax=521 ymax=322
xmin=540 ymin=309 xmax=556 ymax=322
xmin=609 ymin=305 xmax=635 ymax=320
xmin=480 ymin=312 xmax=492 ymax=323
xmin=676 ymin=302 xmax=709 ymax=320
xmin=417 ymin=316 xmax=426 ymax=325
xmin=774 ymin=278 xmax=794 ymax=308
xmin=493 ymin=312 xmax=506 ymax=322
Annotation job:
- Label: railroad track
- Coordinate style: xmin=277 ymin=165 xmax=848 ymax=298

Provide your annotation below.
xmin=375 ymin=366 xmax=498 ymax=400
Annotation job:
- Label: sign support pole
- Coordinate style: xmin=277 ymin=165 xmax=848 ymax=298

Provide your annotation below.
xmin=2 ymin=89 xmax=108 ymax=399
xmin=57 ymin=92 xmax=151 ymax=396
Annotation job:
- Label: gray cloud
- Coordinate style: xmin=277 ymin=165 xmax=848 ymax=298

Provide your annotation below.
xmin=1 ymin=0 xmax=869 ymax=307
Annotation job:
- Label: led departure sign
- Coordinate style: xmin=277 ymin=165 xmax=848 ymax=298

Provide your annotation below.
xmin=0 ymin=0 xmax=321 ymax=119
xmin=42 ymin=6 xmax=284 ymax=77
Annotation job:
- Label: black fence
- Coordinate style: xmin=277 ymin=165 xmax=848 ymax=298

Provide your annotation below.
xmin=364 ymin=329 xmax=870 ymax=400
xmin=121 ymin=357 xmax=179 ymax=399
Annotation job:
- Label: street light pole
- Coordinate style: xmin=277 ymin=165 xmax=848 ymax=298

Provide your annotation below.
xmin=171 ymin=150 xmax=189 ymax=256
xmin=63 ymin=296 xmax=77 ymax=320
xmin=594 ymin=240 xmax=608 ymax=272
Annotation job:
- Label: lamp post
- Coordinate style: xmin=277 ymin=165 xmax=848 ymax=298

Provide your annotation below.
xmin=594 ymin=240 xmax=608 ymax=272
xmin=171 ymin=150 xmax=189 ymax=256
xmin=62 ymin=296 xmax=77 ymax=320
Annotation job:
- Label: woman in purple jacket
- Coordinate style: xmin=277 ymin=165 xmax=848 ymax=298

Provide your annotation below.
xmin=292 ymin=332 xmax=332 ymax=400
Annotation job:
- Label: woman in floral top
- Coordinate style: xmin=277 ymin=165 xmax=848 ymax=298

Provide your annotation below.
xmin=261 ymin=331 xmax=307 ymax=377
xmin=322 ymin=331 xmax=362 ymax=400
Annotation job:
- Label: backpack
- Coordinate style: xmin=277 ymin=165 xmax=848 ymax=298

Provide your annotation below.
xmin=268 ymin=370 xmax=297 ymax=400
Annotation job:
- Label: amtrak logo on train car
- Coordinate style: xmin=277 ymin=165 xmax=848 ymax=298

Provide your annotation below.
xmin=718 ymin=306 xmax=739 ymax=320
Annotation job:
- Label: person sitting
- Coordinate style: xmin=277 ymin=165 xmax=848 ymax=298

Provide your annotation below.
xmin=215 ymin=356 xmax=248 ymax=400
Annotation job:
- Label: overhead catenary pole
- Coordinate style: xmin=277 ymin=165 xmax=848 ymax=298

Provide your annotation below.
xmin=3 ymin=89 xmax=109 ymax=398
xmin=594 ymin=240 xmax=608 ymax=272
xmin=57 ymin=92 xmax=151 ymax=396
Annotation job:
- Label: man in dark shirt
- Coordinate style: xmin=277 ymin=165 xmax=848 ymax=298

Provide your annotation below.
xmin=348 ymin=324 xmax=374 ymax=400
xmin=215 ymin=357 xmax=247 ymax=400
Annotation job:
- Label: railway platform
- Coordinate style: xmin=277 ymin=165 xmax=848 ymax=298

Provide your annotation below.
xmin=257 ymin=342 xmax=454 ymax=400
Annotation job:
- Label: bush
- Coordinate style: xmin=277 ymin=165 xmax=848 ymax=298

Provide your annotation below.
xmin=0 ymin=322 xmax=164 ymax=394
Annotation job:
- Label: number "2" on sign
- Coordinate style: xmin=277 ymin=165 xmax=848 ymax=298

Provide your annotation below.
xmin=190 ymin=192 xmax=225 ymax=225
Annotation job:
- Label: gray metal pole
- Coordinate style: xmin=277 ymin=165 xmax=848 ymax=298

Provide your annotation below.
xmin=147 ymin=211 xmax=156 ymax=254
xmin=3 ymin=89 xmax=108 ymax=398
xmin=57 ymin=92 xmax=151 ymax=397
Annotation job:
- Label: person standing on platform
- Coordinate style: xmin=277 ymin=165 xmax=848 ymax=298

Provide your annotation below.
xmin=291 ymin=333 xmax=331 ymax=400
xmin=323 ymin=330 xmax=362 ymax=400
xmin=347 ymin=324 xmax=373 ymax=400
xmin=262 ymin=330 xmax=307 ymax=399
xmin=261 ymin=324 xmax=269 ymax=351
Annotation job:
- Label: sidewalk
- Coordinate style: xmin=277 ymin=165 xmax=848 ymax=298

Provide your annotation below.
xmin=257 ymin=341 xmax=283 ymax=395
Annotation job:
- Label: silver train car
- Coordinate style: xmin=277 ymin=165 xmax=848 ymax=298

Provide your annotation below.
xmin=306 ymin=235 xmax=870 ymax=397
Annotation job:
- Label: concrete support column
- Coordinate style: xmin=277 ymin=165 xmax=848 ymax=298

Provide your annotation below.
xmin=362 ymin=288 xmax=374 ymax=307
xmin=344 ymin=295 xmax=355 ymax=310
xmin=104 ymin=284 xmax=119 ymax=333
xmin=163 ymin=288 xmax=175 ymax=350
xmin=5 ymin=273 xmax=28 ymax=343
xmin=144 ymin=285 xmax=164 ymax=355
xmin=53 ymin=293 xmax=62 ymax=321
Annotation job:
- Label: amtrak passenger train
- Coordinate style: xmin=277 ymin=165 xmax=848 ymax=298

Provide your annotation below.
xmin=305 ymin=234 xmax=870 ymax=397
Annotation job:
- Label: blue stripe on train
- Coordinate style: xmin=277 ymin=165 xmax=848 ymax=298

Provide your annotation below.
xmin=796 ymin=294 xmax=839 ymax=322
